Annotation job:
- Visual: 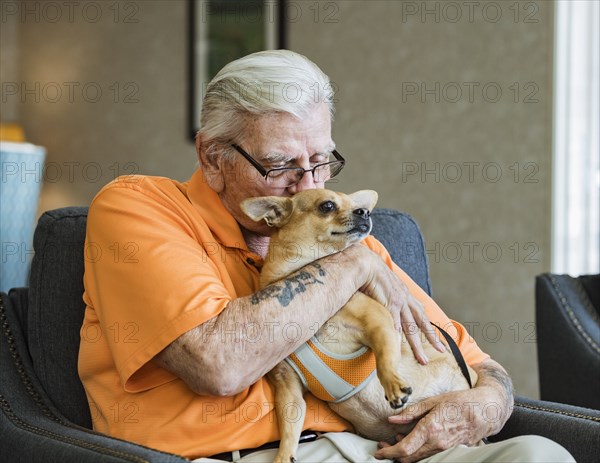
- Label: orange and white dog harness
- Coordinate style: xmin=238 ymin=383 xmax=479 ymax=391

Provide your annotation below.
xmin=285 ymin=337 xmax=377 ymax=403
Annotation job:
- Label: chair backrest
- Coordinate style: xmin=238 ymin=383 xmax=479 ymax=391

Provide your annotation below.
xmin=28 ymin=207 xmax=90 ymax=427
xmin=371 ymin=208 xmax=432 ymax=296
xmin=25 ymin=206 xmax=431 ymax=428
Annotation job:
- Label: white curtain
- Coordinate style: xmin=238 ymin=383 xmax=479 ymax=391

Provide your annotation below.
xmin=552 ymin=0 xmax=600 ymax=275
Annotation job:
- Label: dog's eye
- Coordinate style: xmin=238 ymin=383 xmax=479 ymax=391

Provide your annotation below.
xmin=319 ymin=201 xmax=337 ymax=213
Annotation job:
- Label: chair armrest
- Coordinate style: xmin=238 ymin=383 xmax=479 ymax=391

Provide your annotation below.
xmin=490 ymin=395 xmax=600 ymax=463
xmin=6 ymin=287 xmax=597 ymax=463
xmin=0 ymin=292 xmax=189 ymax=463
xmin=536 ymin=274 xmax=600 ymax=409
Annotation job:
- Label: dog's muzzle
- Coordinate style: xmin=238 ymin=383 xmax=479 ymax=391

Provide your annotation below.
xmin=353 ymin=208 xmax=371 ymax=219
xmin=351 ymin=208 xmax=372 ymax=234
xmin=332 ymin=209 xmax=373 ymax=236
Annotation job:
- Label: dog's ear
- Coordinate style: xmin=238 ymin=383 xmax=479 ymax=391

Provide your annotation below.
xmin=349 ymin=190 xmax=378 ymax=212
xmin=240 ymin=196 xmax=294 ymax=228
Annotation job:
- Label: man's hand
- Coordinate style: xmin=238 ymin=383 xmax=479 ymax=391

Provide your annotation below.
xmin=374 ymin=359 xmax=514 ymax=462
xmin=348 ymin=244 xmax=446 ymax=364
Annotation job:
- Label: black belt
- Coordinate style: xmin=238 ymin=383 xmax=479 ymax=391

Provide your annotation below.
xmin=209 ymin=430 xmax=320 ymax=462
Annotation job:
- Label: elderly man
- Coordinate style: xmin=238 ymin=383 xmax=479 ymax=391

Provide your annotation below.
xmin=78 ymin=50 xmax=574 ymax=462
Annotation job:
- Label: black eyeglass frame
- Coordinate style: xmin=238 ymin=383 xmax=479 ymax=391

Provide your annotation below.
xmin=231 ymin=144 xmax=346 ymax=185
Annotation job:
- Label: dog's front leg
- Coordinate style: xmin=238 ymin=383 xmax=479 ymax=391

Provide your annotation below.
xmin=268 ymin=362 xmax=307 ymax=463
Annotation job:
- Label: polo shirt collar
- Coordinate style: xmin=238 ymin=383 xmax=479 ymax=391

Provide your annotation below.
xmin=187 ymin=168 xmax=249 ymax=250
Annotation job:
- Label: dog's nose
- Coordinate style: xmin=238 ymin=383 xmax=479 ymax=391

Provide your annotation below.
xmin=353 ymin=208 xmax=370 ymax=218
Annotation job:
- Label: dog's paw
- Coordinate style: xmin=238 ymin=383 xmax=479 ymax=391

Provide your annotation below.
xmin=385 ymin=386 xmax=412 ymax=409
xmin=380 ymin=372 xmax=412 ymax=409
xmin=273 ymin=453 xmax=296 ymax=463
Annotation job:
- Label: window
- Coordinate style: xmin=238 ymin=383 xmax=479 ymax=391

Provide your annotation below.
xmin=552 ymin=0 xmax=600 ymax=275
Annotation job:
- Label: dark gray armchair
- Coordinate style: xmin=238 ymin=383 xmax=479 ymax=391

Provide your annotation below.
xmin=1 ymin=207 xmax=599 ymax=462
xmin=536 ymin=273 xmax=600 ymax=410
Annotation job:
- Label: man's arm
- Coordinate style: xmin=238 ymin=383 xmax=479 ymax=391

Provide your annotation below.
xmin=375 ymin=358 xmax=514 ymax=462
xmin=471 ymin=358 xmax=515 ymax=434
xmin=155 ymin=244 xmax=441 ymax=396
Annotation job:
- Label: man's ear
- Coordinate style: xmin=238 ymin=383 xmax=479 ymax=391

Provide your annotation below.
xmin=349 ymin=190 xmax=378 ymax=212
xmin=196 ymin=134 xmax=225 ymax=193
xmin=240 ymin=196 xmax=294 ymax=228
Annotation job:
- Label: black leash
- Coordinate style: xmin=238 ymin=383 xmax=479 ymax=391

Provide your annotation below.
xmin=431 ymin=323 xmax=473 ymax=388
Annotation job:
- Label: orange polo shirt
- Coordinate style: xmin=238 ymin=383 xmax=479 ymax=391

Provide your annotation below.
xmin=78 ymin=169 xmax=489 ymax=459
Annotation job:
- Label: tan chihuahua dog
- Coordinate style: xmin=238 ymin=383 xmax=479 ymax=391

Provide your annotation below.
xmin=241 ymin=189 xmax=477 ymax=463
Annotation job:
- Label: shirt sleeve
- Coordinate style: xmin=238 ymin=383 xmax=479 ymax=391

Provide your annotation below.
xmin=83 ymin=179 xmax=232 ymax=392
xmin=363 ymin=236 xmax=490 ymax=366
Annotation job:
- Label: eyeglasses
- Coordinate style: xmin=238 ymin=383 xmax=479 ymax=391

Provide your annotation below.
xmin=231 ymin=144 xmax=345 ymax=187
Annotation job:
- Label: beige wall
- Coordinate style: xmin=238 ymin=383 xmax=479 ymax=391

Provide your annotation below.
xmin=0 ymin=1 xmax=19 ymax=122
xmin=288 ymin=1 xmax=555 ymax=399
xmin=3 ymin=0 xmax=554 ymax=398
xmin=7 ymin=0 xmax=195 ymax=210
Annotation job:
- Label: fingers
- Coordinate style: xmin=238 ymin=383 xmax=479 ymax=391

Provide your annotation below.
xmin=390 ymin=290 xmax=402 ymax=332
xmin=374 ymin=437 xmax=403 ymax=460
xmin=399 ymin=291 xmax=444 ymax=363
xmin=374 ymin=441 xmax=392 ymax=461
xmin=374 ymin=426 xmax=429 ymax=462
xmin=356 ymin=246 xmax=394 ymax=307
xmin=375 ymin=406 xmax=440 ymax=462
xmin=390 ymin=396 xmax=436 ymax=424
xmin=357 ymin=246 xmax=446 ymax=358
xmin=400 ymin=308 xmax=429 ymax=365
xmin=407 ymin=294 xmax=446 ymax=353
xmin=375 ymin=444 xmax=436 ymax=463
xmin=387 ymin=415 xmax=414 ymax=425
xmin=375 ymin=436 xmax=403 ymax=459
xmin=377 ymin=392 xmax=483 ymax=462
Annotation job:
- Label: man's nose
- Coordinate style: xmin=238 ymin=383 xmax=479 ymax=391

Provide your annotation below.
xmin=287 ymin=170 xmax=318 ymax=193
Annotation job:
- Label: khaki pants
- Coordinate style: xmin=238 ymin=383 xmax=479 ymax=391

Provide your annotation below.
xmin=194 ymin=432 xmax=575 ymax=463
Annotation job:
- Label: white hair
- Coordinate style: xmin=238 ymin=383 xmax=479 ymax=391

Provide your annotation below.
xmin=197 ymin=50 xmax=335 ymax=161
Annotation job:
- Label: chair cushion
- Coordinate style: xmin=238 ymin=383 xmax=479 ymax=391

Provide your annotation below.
xmin=28 ymin=207 xmax=92 ymax=428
